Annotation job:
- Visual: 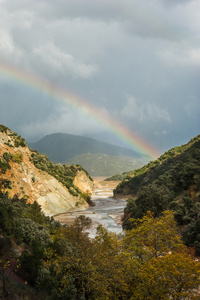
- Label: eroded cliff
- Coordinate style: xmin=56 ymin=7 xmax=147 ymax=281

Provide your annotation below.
xmin=0 ymin=125 xmax=94 ymax=215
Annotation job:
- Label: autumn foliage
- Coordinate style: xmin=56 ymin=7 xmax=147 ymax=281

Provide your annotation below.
xmin=0 ymin=186 xmax=200 ymax=299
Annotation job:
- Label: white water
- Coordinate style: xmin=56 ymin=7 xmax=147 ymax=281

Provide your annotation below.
xmin=54 ymin=185 xmax=127 ymax=238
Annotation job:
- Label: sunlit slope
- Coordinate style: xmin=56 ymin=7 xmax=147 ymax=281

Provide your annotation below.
xmin=114 ymin=134 xmax=200 ymax=198
xmin=114 ymin=134 xmax=200 ymax=254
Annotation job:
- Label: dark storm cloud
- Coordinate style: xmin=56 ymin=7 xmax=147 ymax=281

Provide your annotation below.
xmin=0 ymin=0 xmax=199 ymax=153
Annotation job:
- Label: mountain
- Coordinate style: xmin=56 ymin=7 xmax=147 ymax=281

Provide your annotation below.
xmin=69 ymin=153 xmax=146 ymax=177
xmin=114 ymin=134 xmax=200 ymax=254
xmin=29 ymin=133 xmax=147 ymax=176
xmin=0 ymin=124 xmax=94 ymax=215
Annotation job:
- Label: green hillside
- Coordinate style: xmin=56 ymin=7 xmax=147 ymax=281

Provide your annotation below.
xmin=29 ymin=133 xmax=147 ymax=176
xmin=68 ymin=153 xmax=146 ymax=177
xmin=114 ymin=134 xmax=200 ymax=253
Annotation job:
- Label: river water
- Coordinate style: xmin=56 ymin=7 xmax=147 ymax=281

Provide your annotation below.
xmin=54 ymin=180 xmax=127 ymax=238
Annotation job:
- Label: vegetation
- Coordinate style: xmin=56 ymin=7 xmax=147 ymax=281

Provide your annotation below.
xmin=29 ymin=132 xmax=146 ymax=177
xmin=114 ymin=135 xmax=200 ymax=254
xmin=14 ymin=136 xmax=27 ymax=147
xmin=1 ymin=125 xmax=200 ymax=298
xmin=12 ymin=152 xmax=23 ymax=163
xmin=69 ymin=153 xmax=146 ymax=177
xmin=29 ymin=150 xmax=92 ymax=198
xmin=0 ymin=151 xmax=24 ymax=174
xmin=0 ymin=124 xmax=27 ymax=148
xmin=115 ymin=135 xmax=200 ymax=196
xmin=0 ymin=158 xmax=11 ymax=174
xmin=0 ymin=124 xmax=92 ymax=205
xmin=0 ymin=124 xmax=9 ymax=133
xmin=0 ymin=186 xmax=199 ymax=299
xmin=106 ymin=137 xmax=199 ymax=181
xmin=105 ymin=172 xmax=130 ymax=181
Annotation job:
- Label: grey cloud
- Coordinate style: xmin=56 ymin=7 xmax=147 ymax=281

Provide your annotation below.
xmin=0 ymin=0 xmax=199 ymax=154
xmin=158 ymin=46 xmax=200 ymax=67
xmin=33 ymin=42 xmax=98 ymax=78
xmin=20 ymin=106 xmax=104 ymax=141
xmin=160 ymin=0 xmax=194 ymax=7
xmin=2 ymin=0 xmax=187 ymax=41
xmin=121 ymin=96 xmax=171 ymax=123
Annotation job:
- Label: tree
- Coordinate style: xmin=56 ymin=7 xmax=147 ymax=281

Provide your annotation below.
xmin=124 ymin=211 xmax=185 ymax=263
xmin=25 ymin=201 xmax=46 ymax=225
xmin=133 ymin=253 xmax=200 ymax=300
xmin=134 ymin=183 xmax=172 ymax=219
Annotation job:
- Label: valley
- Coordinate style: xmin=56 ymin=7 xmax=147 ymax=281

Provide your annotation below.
xmin=29 ymin=132 xmax=147 ymax=176
xmin=0 ymin=125 xmax=200 ymax=299
xmin=54 ymin=178 xmax=126 ymax=237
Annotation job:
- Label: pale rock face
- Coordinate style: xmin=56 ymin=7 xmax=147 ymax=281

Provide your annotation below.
xmin=35 ymin=176 xmax=89 ymax=216
xmin=0 ymin=129 xmax=93 ymax=216
xmin=37 ymin=187 xmax=87 ymax=216
xmin=73 ymin=170 xmax=95 ymax=196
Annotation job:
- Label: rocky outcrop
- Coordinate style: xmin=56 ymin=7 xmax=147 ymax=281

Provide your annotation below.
xmin=73 ymin=170 xmax=94 ymax=196
xmin=0 ymin=127 xmax=94 ymax=216
xmin=36 ymin=176 xmax=88 ymax=216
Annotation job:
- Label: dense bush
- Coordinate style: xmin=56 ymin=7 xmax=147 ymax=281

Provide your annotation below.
xmin=12 ymin=152 xmax=23 ymax=163
xmin=0 ymin=158 xmax=11 ymax=174
xmin=3 ymin=152 xmax=12 ymax=162
xmin=14 ymin=135 xmax=27 ymax=147
xmin=15 ymin=218 xmax=51 ymax=246
xmin=0 ymin=124 xmax=9 ymax=133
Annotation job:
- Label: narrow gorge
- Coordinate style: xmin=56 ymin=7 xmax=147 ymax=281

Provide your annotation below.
xmin=54 ymin=178 xmax=127 ymax=237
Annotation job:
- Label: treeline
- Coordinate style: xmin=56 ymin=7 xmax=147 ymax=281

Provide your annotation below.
xmin=114 ymin=135 xmax=200 ymax=254
xmin=0 ymin=189 xmax=200 ymax=299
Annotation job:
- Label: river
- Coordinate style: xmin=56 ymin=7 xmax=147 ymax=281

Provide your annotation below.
xmin=54 ymin=179 xmax=127 ymax=238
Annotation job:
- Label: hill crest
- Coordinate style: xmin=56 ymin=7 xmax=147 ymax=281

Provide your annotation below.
xmin=29 ymin=132 xmax=147 ymax=176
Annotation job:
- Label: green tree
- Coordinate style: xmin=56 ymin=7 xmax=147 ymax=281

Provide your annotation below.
xmin=124 ymin=211 xmax=185 ymax=263
xmin=24 ymin=201 xmax=46 ymax=225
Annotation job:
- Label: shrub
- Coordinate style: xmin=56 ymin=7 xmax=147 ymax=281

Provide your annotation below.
xmin=15 ymin=218 xmax=51 ymax=246
xmin=0 ymin=158 xmax=11 ymax=174
xmin=3 ymin=152 xmax=13 ymax=162
xmin=14 ymin=135 xmax=27 ymax=147
xmin=12 ymin=153 xmax=23 ymax=163
xmin=0 ymin=124 xmax=9 ymax=133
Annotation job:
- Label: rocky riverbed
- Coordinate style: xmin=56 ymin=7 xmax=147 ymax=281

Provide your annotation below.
xmin=53 ymin=178 xmax=126 ymax=237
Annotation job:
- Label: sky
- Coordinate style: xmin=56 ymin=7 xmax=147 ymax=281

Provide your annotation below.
xmin=0 ymin=0 xmax=199 ymax=157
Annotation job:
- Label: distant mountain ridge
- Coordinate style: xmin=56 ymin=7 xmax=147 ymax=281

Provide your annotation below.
xmin=29 ymin=133 xmax=141 ymax=161
xmin=29 ymin=133 xmax=147 ymax=176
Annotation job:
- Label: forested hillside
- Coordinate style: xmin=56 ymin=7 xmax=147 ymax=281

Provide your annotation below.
xmin=0 ymin=126 xmax=200 ymax=299
xmin=114 ymin=135 xmax=200 ymax=253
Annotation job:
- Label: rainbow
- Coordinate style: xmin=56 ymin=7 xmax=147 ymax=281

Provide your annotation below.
xmin=0 ymin=61 xmax=160 ymax=159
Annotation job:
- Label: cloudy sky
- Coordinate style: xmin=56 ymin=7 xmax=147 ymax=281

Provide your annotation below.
xmin=0 ymin=0 xmax=199 ymax=157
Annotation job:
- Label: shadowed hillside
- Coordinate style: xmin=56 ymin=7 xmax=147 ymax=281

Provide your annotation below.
xmin=29 ymin=133 xmax=148 ymax=176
